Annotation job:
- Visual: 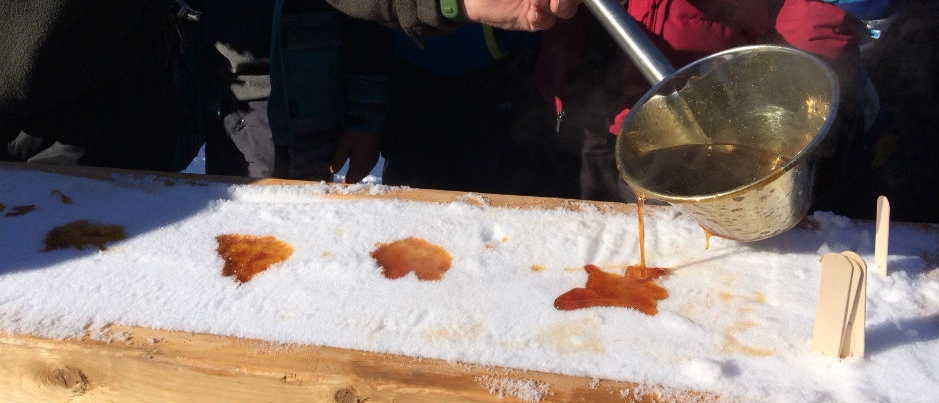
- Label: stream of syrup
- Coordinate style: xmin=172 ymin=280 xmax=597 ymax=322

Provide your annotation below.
xmin=703 ymin=227 xmax=714 ymax=250
xmin=554 ymin=194 xmax=670 ymax=315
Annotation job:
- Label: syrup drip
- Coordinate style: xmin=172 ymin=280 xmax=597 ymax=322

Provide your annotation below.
xmin=703 ymin=226 xmax=714 ymax=250
xmin=371 ymin=237 xmax=452 ymax=280
xmin=636 ymin=193 xmax=647 ymax=268
xmin=50 ymin=189 xmax=73 ymax=204
xmin=216 ymin=234 xmax=294 ymax=283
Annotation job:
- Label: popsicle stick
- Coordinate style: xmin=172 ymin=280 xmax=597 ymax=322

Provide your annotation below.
xmin=874 ymin=196 xmax=890 ymax=275
xmin=840 ymin=251 xmax=866 ymax=358
xmin=812 ymin=253 xmax=856 ymax=357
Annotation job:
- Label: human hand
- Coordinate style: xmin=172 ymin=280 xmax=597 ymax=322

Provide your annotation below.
xmin=462 ymin=0 xmax=582 ymax=31
xmin=330 ymin=131 xmax=381 ymax=184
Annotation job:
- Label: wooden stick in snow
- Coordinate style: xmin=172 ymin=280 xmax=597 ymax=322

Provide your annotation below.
xmin=812 ymin=252 xmax=866 ymax=358
xmin=874 ymin=196 xmax=890 ymax=275
xmin=840 ymin=251 xmax=866 ymax=358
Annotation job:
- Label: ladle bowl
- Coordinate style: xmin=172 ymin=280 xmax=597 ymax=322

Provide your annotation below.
xmin=615 ymin=45 xmax=839 ymax=241
xmin=581 ymin=0 xmax=840 ymax=241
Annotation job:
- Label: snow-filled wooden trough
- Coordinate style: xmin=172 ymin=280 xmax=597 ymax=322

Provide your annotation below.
xmin=1 ymin=162 xmax=936 ymax=403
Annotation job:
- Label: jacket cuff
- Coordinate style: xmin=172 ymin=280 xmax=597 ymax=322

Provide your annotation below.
xmin=397 ymin=0 xmax=465 ymax=43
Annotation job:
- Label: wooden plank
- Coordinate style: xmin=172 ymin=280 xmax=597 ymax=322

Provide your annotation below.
xmin=0 ymin=325 xmax=702 ymax=403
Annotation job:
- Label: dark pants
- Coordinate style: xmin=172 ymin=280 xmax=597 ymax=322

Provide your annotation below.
xmin=579 ymin=129 xmax=637 ymax=203
xmin=382 ymin=55 xmax=580 ymax=198
xmin=203 ymin=99 xmax=340 ymax=180
xmin=204 ymin=100 xmax=280 ymax=178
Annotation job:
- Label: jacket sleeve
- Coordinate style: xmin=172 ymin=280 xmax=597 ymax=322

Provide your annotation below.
xmin=0 ymin=0 xmax=169 ymax=120
xmin=325 ymin=0 xmax=462 ymax=41
xmin=774 ymin=0 xmax=864 ymax=63
xmin=775 ymin=0 xmax=869 ymax=157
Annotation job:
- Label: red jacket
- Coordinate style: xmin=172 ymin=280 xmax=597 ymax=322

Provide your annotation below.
xmin=534 ymin=0 xmax=865 ymax=133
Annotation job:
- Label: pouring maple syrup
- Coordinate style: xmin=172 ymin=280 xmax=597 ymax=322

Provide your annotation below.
xmin=554 ymin=194 xmax=669 ymax=315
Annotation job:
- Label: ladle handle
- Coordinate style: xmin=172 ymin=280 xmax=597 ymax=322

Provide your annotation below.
xmin=582 ymin=0 xmax=676 ymax=84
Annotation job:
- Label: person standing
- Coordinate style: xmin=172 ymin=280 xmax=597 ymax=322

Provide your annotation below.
xmin=0 ymin=0 xmax=200 ymax=171
xmin=195 ymin=0 xmax=393 ymax=181
xmin=533 ymin=0 xmax=871 ymax=206
xmin=379 ymin=23 xmax=580 ymax=197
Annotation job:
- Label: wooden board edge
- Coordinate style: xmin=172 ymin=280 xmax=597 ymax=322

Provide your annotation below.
xmin=1 ymin=161 xmax=639 ymax=214
xmin=7 ymin=161 xmax=939 ymax=231
xmin=0 ymin=325 xmax=708 ymax=403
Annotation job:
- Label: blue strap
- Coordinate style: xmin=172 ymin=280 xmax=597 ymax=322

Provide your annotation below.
xmin=824 ymin=0 xmax=896 ymax=20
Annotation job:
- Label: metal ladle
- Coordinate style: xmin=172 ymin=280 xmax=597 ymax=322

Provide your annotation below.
xmin=581 ymin=0 xmax=841 ymax=241
xmin=583 ymin=0 xmax=712 ymax=158
xmin=582 ymin=0 xmax=675 ymax=85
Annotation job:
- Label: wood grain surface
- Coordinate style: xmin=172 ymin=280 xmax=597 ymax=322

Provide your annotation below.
xmin=0 ymin=162 xmax=701 ymax=403
xmin=0 ymin=324 xmax=709 ymax=403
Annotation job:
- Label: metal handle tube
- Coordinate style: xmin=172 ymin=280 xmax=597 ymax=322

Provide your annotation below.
xmin=582 ymin=0 xmax=675 ymax=84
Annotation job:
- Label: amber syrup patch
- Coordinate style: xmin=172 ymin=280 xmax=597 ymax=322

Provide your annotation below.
xmin=554 ymin=264 xmax=668 ymax=315
xmin=42 ymin=220 xmax=127 ymax=251
xmin=371 ymin=237 xmax=452 ymax=280
xmin=216 ymin=234 xmax=294 ymax=283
